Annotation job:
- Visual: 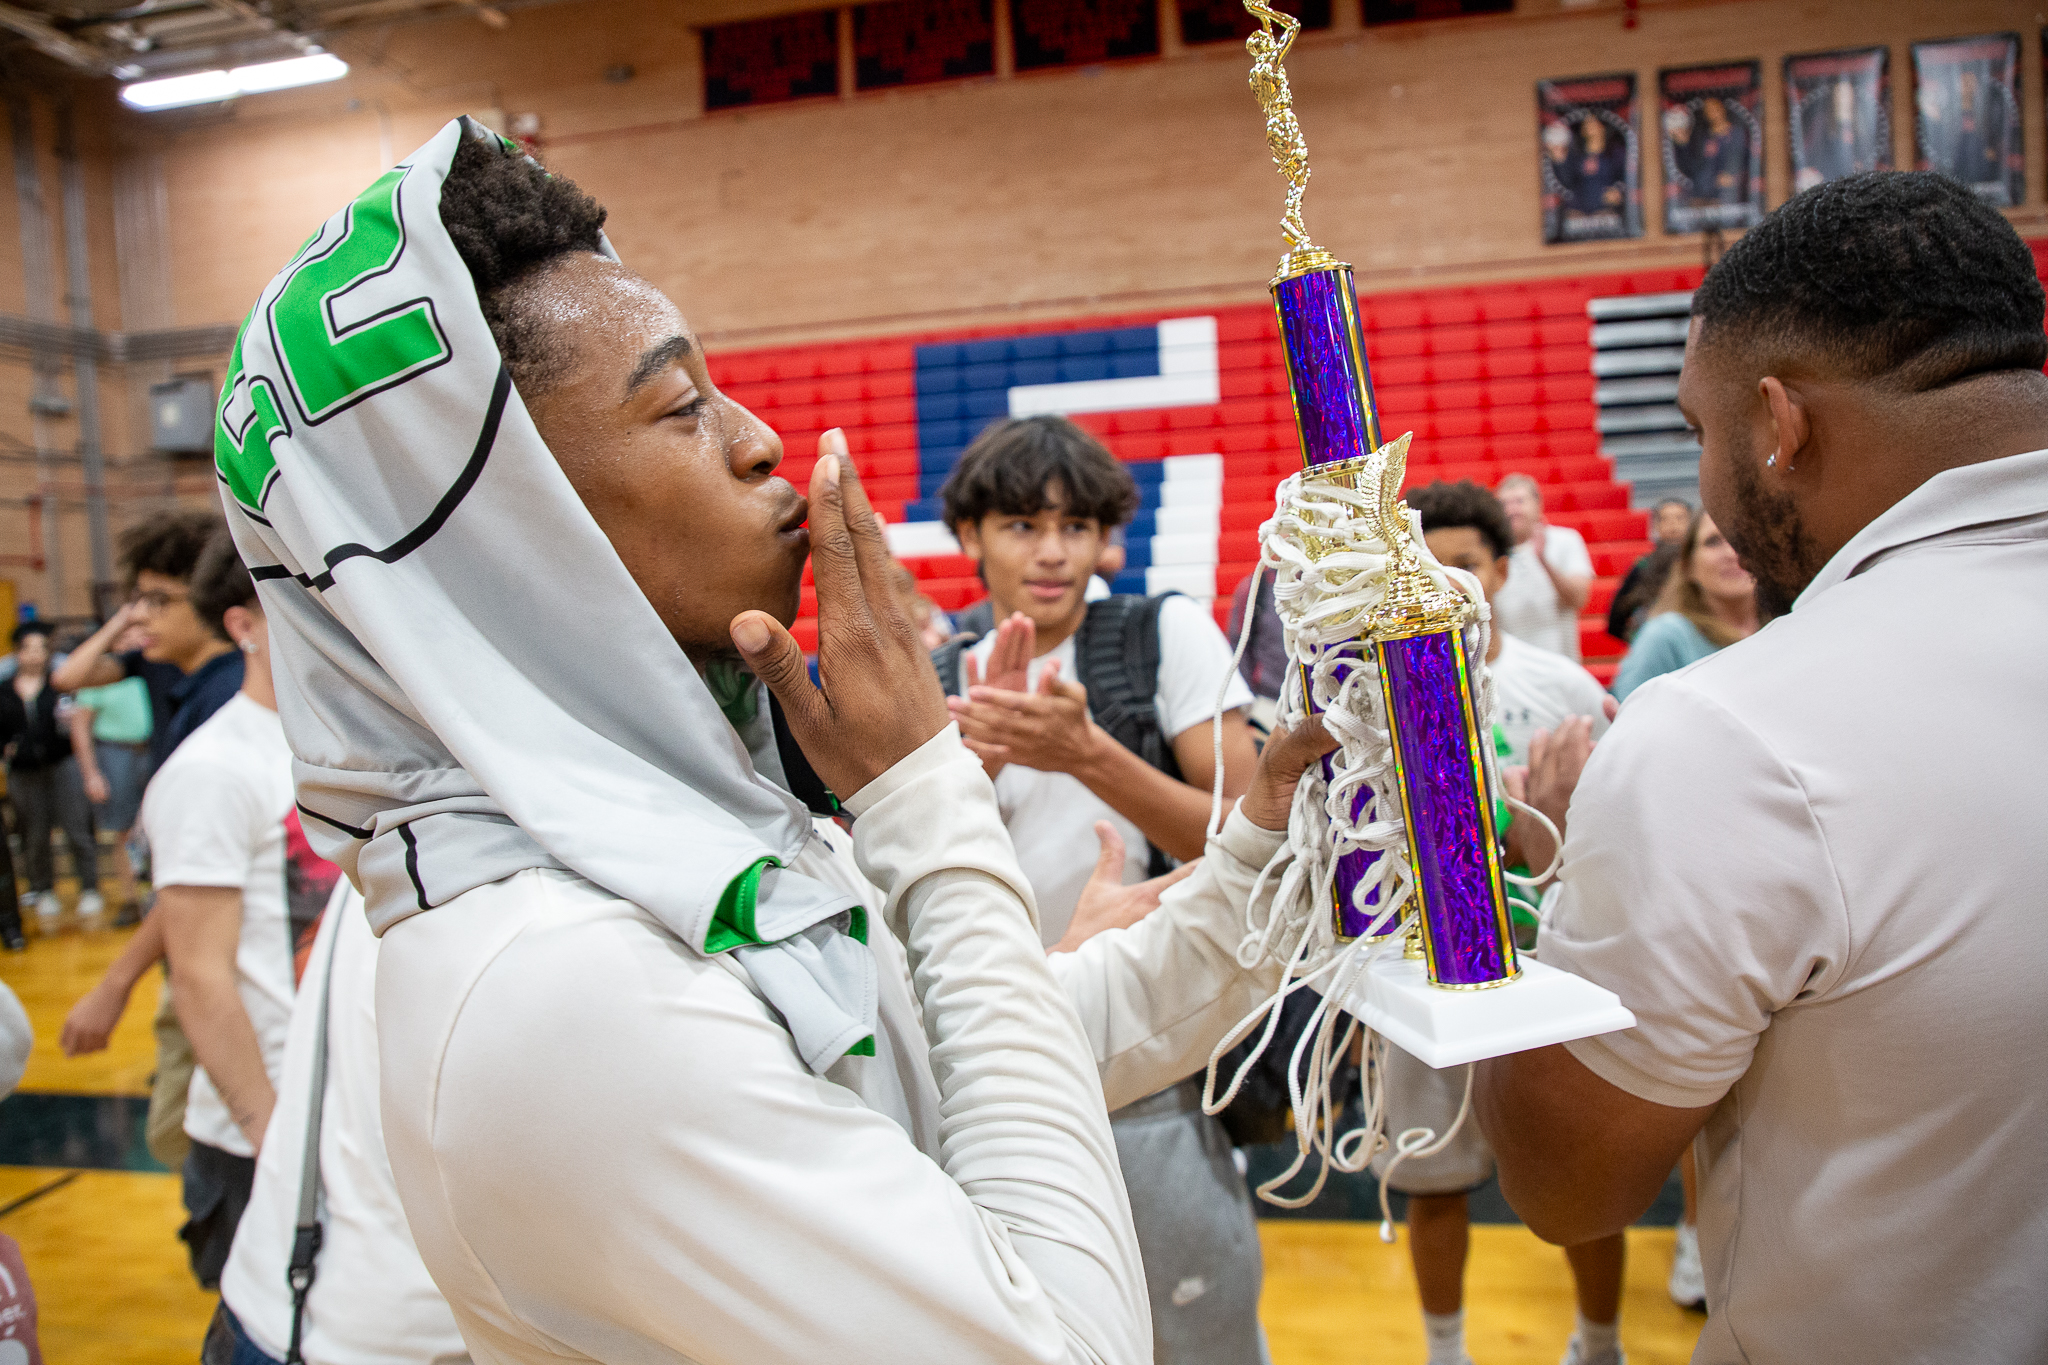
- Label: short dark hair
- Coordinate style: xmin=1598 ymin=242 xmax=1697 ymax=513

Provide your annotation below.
xmin=118 ymin=508 xmax=223 ymax=591
xmin=1408 ymin=480 xmax=1514 ymax=561
xmin=438 ymin=126 xmax=609 ymax=397
xmin=940 ymin=416 xmax=1140 ymax=530
xmin=11 ymin=621 xmax=52 ymax=647
xmin=1653 ymin=497 xmax=1692 ymax=516
xmin=189 ymin=531 xmax=257 ymax=642
xmin=1692 ymin=171 xmax=2047 ymax=388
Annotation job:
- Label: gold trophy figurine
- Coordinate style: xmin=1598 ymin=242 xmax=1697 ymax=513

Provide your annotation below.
xmin=1246 ymin=3 xmax=1334 ymax=278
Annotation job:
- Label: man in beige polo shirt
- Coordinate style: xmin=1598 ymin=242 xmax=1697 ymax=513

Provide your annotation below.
xmin=1476 ymin=171 xmax=2048 ymax=1364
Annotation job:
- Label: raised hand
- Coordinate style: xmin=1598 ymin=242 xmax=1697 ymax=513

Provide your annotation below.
xmin=730 ymin=430 xmax=952 ymax=799
xmin=1049 ymin=821 xmax=1198 ymax=954
xmin=962 ymin=612 xmax=1035 ymax=693
xmin=1526 ymin=716 xmax=1595 ymax=838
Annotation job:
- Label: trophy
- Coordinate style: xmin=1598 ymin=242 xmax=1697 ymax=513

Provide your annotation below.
xmin=1242 ymin=2 xmax=1633 ymax=1063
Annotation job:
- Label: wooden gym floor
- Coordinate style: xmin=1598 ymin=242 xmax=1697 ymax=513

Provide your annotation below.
xmin=2 ymin=909 xmax=1703 ymax=1364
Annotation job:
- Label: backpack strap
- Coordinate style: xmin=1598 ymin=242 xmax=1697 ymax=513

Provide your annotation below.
xmin=929 ymin=631 xmax=982 ymax=699
xmin=1074 ymin=593 xmax=1183 ymax=782
xmin=284 ymin=920 xmax=340 ymax=1365
xmin=1074 ymin=593 xmax=1183 ymax=876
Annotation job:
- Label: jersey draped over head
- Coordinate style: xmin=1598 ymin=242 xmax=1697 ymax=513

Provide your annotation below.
xmin=213 ymin=117 xmax=876 ymax=1073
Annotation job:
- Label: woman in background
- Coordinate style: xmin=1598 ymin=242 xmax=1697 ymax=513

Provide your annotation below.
xmin=1611 ymin=510 xmax=1759 ymax=702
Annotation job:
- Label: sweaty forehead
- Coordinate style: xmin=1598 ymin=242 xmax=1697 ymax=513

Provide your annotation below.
xmin=523 ymin=256 xmax=690 ymax=381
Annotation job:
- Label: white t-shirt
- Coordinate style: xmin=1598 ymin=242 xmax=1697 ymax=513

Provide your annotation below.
xmin=144 ymin=692 xmax=298 ymax=1158
xmin=967 ymin=595 xmax=1254 ymax=945
xmin=1491 ymin=524 xmax=1593 ymax=659
xmin=224 ymin=883 xmax=468 ymax=1365
xmin=1541 ymin=450 xmax=2048 ymax=1362
xmin=1488 ymin=633 xmax=1610 ymax=765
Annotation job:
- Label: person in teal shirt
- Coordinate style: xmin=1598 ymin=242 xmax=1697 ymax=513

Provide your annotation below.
xmin=1611 ymin=510 xmax=1760 ymax=701
xmin=69 ymin=670 xmax=153 ymax=920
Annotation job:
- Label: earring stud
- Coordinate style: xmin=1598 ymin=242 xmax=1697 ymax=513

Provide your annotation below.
xmin=1766 ymin=452 xmax=1777 ymax=468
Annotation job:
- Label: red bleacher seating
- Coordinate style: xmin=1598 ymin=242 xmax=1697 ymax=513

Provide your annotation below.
xmin=710 ymin=266 xmax=1712 ymax=682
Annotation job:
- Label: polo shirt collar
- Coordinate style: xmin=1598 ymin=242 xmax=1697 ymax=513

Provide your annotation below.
xmin=1794 ymin=446 xmax=2048 ymax=611
xmin=169 ymin=648 xmax=239 ymax=704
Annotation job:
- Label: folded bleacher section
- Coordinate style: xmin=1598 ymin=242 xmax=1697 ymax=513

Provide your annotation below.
xmin=708 ymin=266 xmax=1710 ymax=681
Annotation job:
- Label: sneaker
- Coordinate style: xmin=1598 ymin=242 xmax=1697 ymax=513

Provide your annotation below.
xmin=76 ymin=890 xmax=105 ymax=919
xmin=31 ymin=891 xmax=60 ymax=919
xmin=1559 ymin=1340 xmax=1625 ymax=1365
xmin=1 ymin=930 xmax=23 ymax=952
xmin=1669 ymin=1221 xmax=1706 ymax=1311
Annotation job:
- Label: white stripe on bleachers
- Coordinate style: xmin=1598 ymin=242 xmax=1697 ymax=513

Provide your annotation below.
xmin=1146 ymin=565 xmax=1219 ymax=597
xmin=1152 ymin=505 xmax=1221 ymax=538
xmin=1007 ymin=318 xmax=1220 ymax=418
xmin=885 ymin=520 xmax=962 ymax=557
xmin=1147 ymin=532 xmax=1220 ymax=568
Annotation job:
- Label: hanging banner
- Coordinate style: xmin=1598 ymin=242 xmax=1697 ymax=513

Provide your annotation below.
xmin=1660 ymin=61 xmax=1764 ymax=233
xmin=1786 ymin=46 xmax=1892 ymax=193
xmin=1538 ymin=73 xmax=1642 ymax=243
xmin=1913 ymin=32 xmax=2023 ymax=206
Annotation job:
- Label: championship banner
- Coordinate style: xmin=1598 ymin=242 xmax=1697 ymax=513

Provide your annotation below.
xmin=1913 ymin=32 xmax=2023 ymax=207
xmin=1538 ymin=73 xmax=1642 ymax=244
xmin=1786 ymin=46 xmax=1892 ymax=193
xmin=1659 ymin=61 xmax=1763 ymax=234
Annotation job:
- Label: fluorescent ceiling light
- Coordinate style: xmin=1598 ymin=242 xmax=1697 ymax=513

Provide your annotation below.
xmin=121 ymin=52 xmax=347 ymax=110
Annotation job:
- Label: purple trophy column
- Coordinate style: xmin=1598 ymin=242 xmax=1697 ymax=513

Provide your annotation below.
xmin=1273 ymin=264 xmax=1393 ymax=941
xmin=1375 ymin=631 xmax=1518 ymax=987
xmin=1272 ymin=267 xmax=1381 ymax=468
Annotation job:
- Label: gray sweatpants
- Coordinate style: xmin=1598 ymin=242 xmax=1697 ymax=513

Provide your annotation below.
xmin=1110 ymin=1077 xmax=1269 ymax=1365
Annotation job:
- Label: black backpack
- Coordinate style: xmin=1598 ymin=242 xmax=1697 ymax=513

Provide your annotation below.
xmin=934 ymin=593 xmax=1182 ymax=876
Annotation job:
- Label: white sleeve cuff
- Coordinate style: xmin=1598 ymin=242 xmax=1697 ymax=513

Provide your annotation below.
xmin=841 ymin=723 xmax=967 ymax=818
xmin=1214 ymin=801 xmax=1287 ymax=872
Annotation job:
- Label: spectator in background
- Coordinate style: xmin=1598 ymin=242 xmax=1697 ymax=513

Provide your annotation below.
xmin=1490 ymin=473 xmax=1594 ymax=659
xmin=1224 ymin=570 xmax=1287 ymax=734
xmin=937 ymin=415 xmax=1263 ymax=1365
xmin=1610 ymin=510 xmax=1758 ymax=702
xmin=57 ymin=515 xmax=255 ymax=1152
xmin=2 ymin=621 xmax=101 ymax=931
xmin=53 ymin=509 xmax=243 ymax=774
xmin=66 ymin=621 xmax=155 ymax=924
xmin=1384 ymin=480 xmax=1620 ymax=1365
xmin=1605 ymin=497 xmax=1694 ymax=643
xmin=148 ymin=535 xmax=330 ymax=1289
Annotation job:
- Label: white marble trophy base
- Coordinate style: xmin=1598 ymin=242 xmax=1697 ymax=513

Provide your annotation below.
xmin=1337 ymin=954 xmax=1637 ymax=1070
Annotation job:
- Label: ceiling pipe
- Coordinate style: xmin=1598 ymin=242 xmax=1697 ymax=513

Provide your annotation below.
xmin=0 ymin=1 xmax=133 ymax=74
xmin=194 ymin=0 xmax=318 ymax=54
